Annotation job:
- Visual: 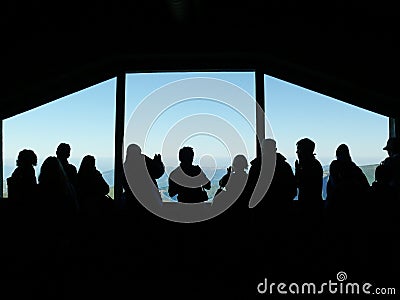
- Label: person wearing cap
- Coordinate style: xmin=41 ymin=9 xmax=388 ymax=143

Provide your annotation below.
xmin=382 ymin=137 xmax=400 ymax=157
xmin=380 ymin=137 xmax=400 ymax=194
xmin=294 ymin=138 xmax=323 ymax=210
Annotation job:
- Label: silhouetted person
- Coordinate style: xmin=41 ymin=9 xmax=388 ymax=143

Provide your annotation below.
xmin=56 ymin=143 xmax=78 ymax=190
xmin=38 ymin=156 xmax=79 ymax=219
xmin=36 ymin=157 xmax=79 ymax=279
xmin=245 ymin=139 xmax=276 ymax=205
xmin=368 ymin=164 xmax=397 ymax=227
xmin=294 ymin=138 xmax=323 ymax=214
xmin=215 ymin=154 xmax=251 ymax=228
xmin=168 ymin=146 xmax=211 ymax=203
xmin=216 ymin=155 xmax=248 ymax=194
xmin=327 ymin=144 xmax=369 ymax=205
xmin=370 ymin=164 xmax=396 ymax=199
xmin=7 ymin=149 xmax=38 ymax=210
xmin=367 ymin=137 xmax=400 ymax=232
xmin=380 ymin=137 xmax=400 ymax=198
xmin=77 ymin=155 xmax=110 ymax=217
xmin=211 ymin=155 xmax=250 ymax=261
xmin=215 ymin=166 xmax=231 ymax=197
xmin=266 ymin=152 xmax=297 ymax=211
xmin=246 ymin=140 xmax=296 ymax=228
xmin=122 ymin=144 xmax=164 ymax=215
xmin=214 ymin=154 xmax=249 ymax=209
xmin=326 ymin=144 xmax=369 ymax=213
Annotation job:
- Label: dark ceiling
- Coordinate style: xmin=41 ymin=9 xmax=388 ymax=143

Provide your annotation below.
xmin=2 ymin=0 xmax=399 ymax=119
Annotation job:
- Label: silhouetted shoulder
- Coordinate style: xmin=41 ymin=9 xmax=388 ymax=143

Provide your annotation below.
xmin=276 ymin=152 xmax=290 ymax=166
xmin=66 ymin=163 xmax=78 ymax=174
xmin=329 ymin=159 xmax=339 ymax=168
xmin=193 ymin=165 xmax=202 ymax=174
xmin=315 ymin=157 xmax=323 ymax=168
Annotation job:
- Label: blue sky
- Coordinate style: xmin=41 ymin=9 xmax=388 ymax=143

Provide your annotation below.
xmin=3 ymin=71 xmax=389 ymax=183
xmin=3 ymin=78 xmax=117 ymax=174
xmin=125 ymin=72 xmax=257 ymax=168
xmin=264 ymin=75 xmax=388 ymax=167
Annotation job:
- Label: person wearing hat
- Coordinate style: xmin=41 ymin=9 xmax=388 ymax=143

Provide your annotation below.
xmin=371 ymin=137 xmax=400 ymax=228
xmin=382 ymin=137 xmax=400 ymax=157
xmin=380 ymin=137 xmax=400 ymax=194
xmin=294 ymin=137 xmax=324 ymax=210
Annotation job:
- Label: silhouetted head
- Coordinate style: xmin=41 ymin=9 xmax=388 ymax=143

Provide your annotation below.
xmin=56 ymin=143 xmax=71 ymax=160
xmin=78 ymin=155 xmax=96 ymax=174
xmin=336 ymin=144 xmax=352 ymax=161
xmin=179 ymin=146 xmax=194 ymax=165
xmin=296 ymin=138 xmax=315 ymax=159
xmin=232 ymin=154 xmax=248 ymax=172
xmin=261 ymin=138 xmax=277 ymax=153
xmin=125 ymin=144 xmax=142 ymax=161
xmin=383 ymin=137 xmax=400 ymax=156
xmin=16 ymin=149 xmax=37 ymax=167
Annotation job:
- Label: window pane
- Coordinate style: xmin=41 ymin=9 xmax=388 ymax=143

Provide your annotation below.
xmin=125 ymin=72 xmax=256 ymax=202
xmin=3 ymin=78 xmax=116 ymax=198
xmin=264 ymin=74 xmax=388 ymax=199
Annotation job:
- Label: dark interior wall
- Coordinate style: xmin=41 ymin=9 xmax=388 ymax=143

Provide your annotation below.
xmin=1 ymin=1 xmax=399 ymax=120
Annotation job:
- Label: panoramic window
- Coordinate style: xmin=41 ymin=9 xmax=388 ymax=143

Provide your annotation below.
xmin=264 ymin=74 xmax=388 ymax=199
xmin=125 ymin=72 xmax=257 ymax=202
xmin=3 ymin=73 xmax=388 ymax=203
xmin=3 ymin=78 xmax=116 ymax=198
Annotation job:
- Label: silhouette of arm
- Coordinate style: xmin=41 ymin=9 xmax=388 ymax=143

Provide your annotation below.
xmin=219 ymin=167 xmax=231 ymax=188
xmin=147 ymin=154 xmax=165 ymax=180
xmin=203 ymin=180 xmax=211 ymax=190
xmin=168 ymin=175 xmax=179 ymax=197
xmin=294 ymin=159 xmax=303 ymax=190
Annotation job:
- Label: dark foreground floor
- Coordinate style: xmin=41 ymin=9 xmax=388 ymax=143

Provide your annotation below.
xmin=0 ymin=199 xmax=398 ymax=299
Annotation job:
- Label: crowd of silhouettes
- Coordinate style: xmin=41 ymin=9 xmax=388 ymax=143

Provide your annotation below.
xmin=3 ymin=137 xmax=399 ymax=300
xmin=5 ymin=137 xmax=400 ymax=229
xmin=6 ymin=143 xmax=111 ymax=220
